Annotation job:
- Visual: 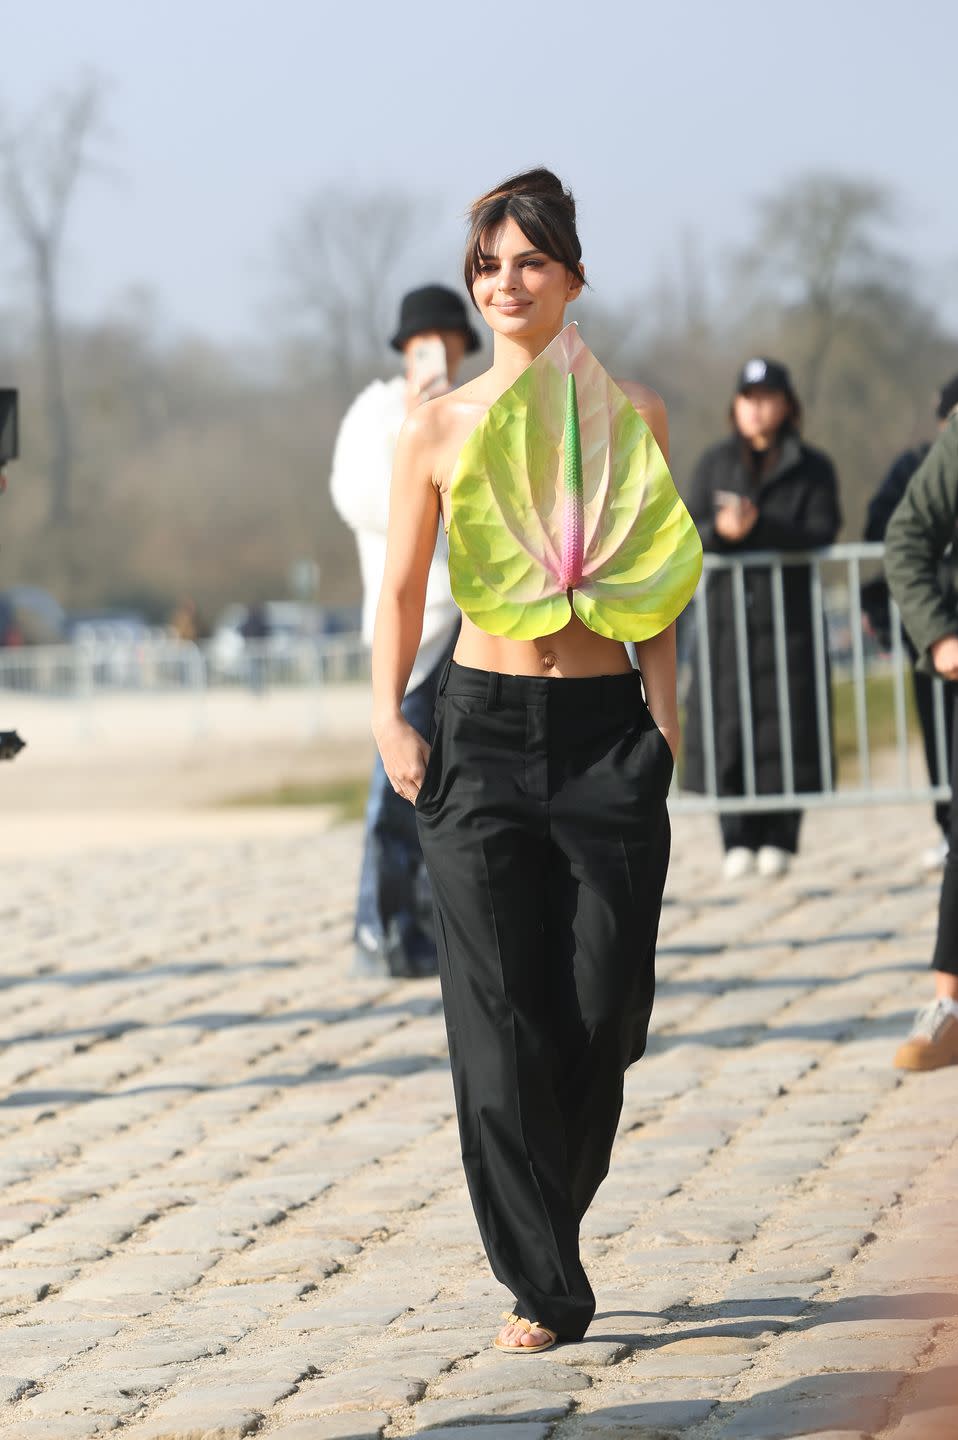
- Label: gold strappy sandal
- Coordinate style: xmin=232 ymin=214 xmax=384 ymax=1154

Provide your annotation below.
xmin=493 ymin=1310 xmax=558 ymax=1354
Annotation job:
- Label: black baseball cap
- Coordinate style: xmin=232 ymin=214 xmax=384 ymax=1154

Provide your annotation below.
xmin=736 ymin=357 xmax=794 ymax=396
xmin=936 ymin=374 xmax=958 ymax=421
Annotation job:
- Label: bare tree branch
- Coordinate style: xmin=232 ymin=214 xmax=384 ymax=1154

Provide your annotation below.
xmin=732 ymin=172 xmax=905 ymax=418
xmin=276 ymin=186 xmax=433 ymax=399
xmin=0 ymin=75 xmax=105 ymax=525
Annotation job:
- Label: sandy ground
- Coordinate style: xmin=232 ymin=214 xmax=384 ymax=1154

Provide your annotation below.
xmin=1 ymin=686 xmax=377 ymax=858
xmin=1 ymin=685 xmax=943 ymax=864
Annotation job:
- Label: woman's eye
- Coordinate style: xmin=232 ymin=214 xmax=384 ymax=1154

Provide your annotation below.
xmin=522 ymin=260 xmax=543 ymax=268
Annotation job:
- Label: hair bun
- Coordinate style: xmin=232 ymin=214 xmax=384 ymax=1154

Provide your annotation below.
xmin=470 ymin=168 xmax=573 ymax=217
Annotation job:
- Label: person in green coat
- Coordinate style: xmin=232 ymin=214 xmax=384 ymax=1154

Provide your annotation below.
xmin=885 ymin=408 xmax=958 ymax=1069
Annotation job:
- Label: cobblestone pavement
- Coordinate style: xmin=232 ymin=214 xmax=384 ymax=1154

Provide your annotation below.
xmin=1 ymin=806 xmax=956 ymax=1440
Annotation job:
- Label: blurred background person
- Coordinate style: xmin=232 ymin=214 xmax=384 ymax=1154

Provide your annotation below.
xmin=330 ymin=285 xmax=477 ymax=977
xmin=240 ymin=602 xmax=269 ymax=694
xmin=683 ymin=358 xmax=841 ymax=880
xmin=862 ymin=373 xmax=958 ymax=869
xmin=0 ymin=387 xmax=25 ymax=762
xmin=169 ymin=597 xmax=206 ymax=644
xmin=885 ymin=404 xmax=958 ymax=1070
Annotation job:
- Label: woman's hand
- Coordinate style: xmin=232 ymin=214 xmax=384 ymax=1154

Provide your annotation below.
xmin=714 ymin=496 xmax=759 ymax=542
xmin=655 ymin=721 xmax=681 ymax=762
xmin=373 ymin=713 xmax=431 ymax=804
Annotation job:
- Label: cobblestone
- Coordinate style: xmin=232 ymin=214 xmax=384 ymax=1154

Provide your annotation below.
xmin=0 ymin=803 xmax=956 ymax=1438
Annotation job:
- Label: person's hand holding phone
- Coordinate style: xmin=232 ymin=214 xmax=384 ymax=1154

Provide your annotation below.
xmin=407 ymin=337 xmax=449 ymax=409
xmin=714 ymin=490 xmax=759 ymax=542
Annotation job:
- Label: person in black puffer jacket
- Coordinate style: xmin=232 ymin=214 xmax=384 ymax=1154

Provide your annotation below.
xmin=683 ymin=358 xmax=841 ymax=880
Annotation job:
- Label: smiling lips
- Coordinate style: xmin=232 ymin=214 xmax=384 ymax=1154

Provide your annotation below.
xmin=495 ymin=300 xmax=531 ymax=312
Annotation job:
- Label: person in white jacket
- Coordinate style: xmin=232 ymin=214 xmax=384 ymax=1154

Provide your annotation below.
xmin=331 ymin=285 xmax=478 ymax=976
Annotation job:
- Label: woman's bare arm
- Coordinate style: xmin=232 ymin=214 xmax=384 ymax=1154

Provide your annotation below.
xmin=371 ymin=406 xmax=443 ymax=801
xmin=635 ymin=624 xmax=679 ymax=757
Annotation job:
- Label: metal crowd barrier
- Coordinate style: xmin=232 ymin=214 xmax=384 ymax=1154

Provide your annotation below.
xmin=0 ymin=633 xmax=370 ymax=698
xmin=671 ymin=541 xmax=950 ymax=814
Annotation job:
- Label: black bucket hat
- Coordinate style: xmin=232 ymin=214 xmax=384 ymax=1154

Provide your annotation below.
xmin=390 ymin=285 xmax=481 ymax=354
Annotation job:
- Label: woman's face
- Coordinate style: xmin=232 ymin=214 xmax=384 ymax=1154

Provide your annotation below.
xmin=471 ymin=216 xmax=582 ymax=340
xmin=733 ymin=386 xmax=791 ymax=444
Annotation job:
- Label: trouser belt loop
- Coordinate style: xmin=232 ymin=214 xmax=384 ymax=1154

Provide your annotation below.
xmin=437 ymin=657 xmax=453 ymax=697
xmin=486 ymin=671 xmax=502 ymax=710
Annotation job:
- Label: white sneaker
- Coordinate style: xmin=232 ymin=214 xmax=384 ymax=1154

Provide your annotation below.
xmin=921 ymin=838 xmax=949 ymax=871
xmin=723 ymin=847 xmax=755 ymax=881
xmin=756 ymin=845 xmax=791 ymax=878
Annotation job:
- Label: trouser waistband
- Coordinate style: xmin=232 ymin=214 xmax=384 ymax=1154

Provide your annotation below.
xmin=439 ymin=659 xmax=644 ymax=711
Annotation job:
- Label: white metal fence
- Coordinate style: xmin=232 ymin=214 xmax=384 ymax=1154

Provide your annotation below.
xmin=671 ymin=541 xmax=950 ymax=813
xmin=0 ymin=633 xmax=370 ymax=698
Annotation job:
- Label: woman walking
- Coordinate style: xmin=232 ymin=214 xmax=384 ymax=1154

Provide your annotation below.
xmin=371 ymin=169 xmax=701 ymax=1351
xmin=683 ymin=359 xmax=841 ymax=880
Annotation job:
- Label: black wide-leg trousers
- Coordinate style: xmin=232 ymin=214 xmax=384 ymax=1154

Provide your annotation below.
xmin=415 ymin=660 xmax=673 ymax=1339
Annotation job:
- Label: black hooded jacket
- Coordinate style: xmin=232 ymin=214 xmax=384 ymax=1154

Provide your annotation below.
xmin=682 ymin=430 xmax=841 ymax=796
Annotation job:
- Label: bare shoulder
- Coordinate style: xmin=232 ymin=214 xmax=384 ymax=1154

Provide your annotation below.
xmin=616 ymin=379 xmax=669 ymax=457
xmin=395 ymin=393 xmax=446 ymax=468
xmin=617 ymin=378 xmax=667 ymax=422
xmin=403 ymin=377 xmax=484 ymax=444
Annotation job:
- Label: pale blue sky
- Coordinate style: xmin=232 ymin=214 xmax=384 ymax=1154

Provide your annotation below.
xmin=3 ymin=0 xmax=955 ymax=343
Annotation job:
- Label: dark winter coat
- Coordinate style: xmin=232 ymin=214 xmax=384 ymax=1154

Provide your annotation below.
xmin=682 ymin=430 xmax=841 ymax=797
xmin=885 ymin=416 xmax=958 ymax=673
xmin=861 ymin=444 xmax=932 ymax=651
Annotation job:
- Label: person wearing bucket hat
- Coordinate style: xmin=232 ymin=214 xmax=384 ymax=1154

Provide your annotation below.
xmin=330 ymin=284 xmax=477 ymax=979
xmin=683 ymin=356 xmax=841 ymax=881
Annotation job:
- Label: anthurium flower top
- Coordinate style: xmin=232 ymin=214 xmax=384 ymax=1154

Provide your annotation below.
xmin=447 ymin=323 xmax=703 ymax=642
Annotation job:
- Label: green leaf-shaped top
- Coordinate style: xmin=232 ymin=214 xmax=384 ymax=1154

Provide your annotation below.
xmin=447 ymin=324 xmax=703 ymax=641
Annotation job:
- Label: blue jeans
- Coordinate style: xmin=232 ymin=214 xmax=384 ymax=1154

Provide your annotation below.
xmin=354 ymin=639 xmax=455 ymax=976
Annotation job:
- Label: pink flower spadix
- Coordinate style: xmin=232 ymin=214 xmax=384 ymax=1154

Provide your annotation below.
xmin=447 ymin=323 xmax=703 ymax=643
xmin=560 ymin=372 xmax=584 ymax=591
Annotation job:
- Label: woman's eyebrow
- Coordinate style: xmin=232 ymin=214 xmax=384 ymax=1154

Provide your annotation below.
xmin=479 ymin=248 xmax=546 ymax=262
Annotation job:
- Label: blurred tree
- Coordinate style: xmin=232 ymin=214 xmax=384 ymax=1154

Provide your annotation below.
xmin=0 ymin=75 xmax=104 ymax=527
xmin=733 ymin=172 xmax=902 ymax=420
xmin=275 ymin=186 xmax=429 ymax=405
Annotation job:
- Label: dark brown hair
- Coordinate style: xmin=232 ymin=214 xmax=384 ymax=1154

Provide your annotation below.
xmin=463 ymin=168 xmax=586 ymax=305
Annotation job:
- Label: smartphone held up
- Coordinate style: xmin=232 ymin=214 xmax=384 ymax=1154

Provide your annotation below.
xmin=409 ymin=338 xmax=448 ymax=400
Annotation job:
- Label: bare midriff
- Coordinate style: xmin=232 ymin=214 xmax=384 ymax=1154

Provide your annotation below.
xmin=436 ymin=479 xmax=633 ymax=681
xmin=454 ymin=611 xmax=634 ymax=679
